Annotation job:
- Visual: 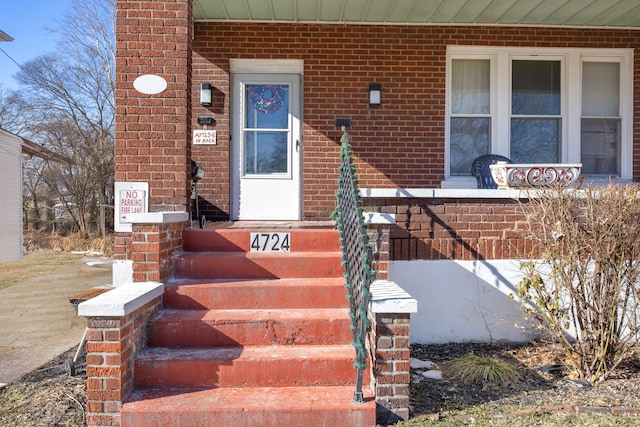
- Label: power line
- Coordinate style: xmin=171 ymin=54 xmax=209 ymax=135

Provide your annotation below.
xmin=0 ymin=46 xmax=23 ymax=69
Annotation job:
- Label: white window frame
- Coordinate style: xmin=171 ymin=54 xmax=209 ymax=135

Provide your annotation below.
xmin=443 ymin=46 xmax=633 ymax=188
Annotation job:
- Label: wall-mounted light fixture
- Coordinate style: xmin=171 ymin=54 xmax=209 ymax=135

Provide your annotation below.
xmin=200 ymin=83 xmax=212 ymax=106
xmin=369 ymin=83 xmax=381 ymax=107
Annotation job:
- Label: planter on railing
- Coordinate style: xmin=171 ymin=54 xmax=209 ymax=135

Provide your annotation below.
xmin=489 ymin=163 xmax=582 ymax=189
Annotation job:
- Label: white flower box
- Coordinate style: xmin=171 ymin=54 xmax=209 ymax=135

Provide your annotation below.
xmin=489 ymin=163 xmax=582 ymax=189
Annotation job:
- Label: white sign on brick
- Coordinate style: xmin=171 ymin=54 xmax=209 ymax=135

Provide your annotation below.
xmin=193 ymin=129 xmax=217 ymax=145
xmin=115 ymin=182 xmax=149 ymax=232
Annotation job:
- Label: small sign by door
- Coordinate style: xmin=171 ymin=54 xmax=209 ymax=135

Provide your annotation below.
xmin=193 ymin=129 xmax=217 ymax=145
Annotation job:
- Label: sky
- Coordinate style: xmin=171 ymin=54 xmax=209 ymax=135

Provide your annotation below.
xmin=0 ymin=1 xmax=74 ymax=89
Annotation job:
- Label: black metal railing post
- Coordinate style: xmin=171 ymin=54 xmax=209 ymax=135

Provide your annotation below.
xmin=332 ymin=128 xmax=374 ymax=404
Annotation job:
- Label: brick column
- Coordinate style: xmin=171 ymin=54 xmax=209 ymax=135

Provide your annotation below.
xmin=130 ymin=213 xmax=189 ymax=282
xmin=80 ymin=283 xmax=164 ymax=427
xmin=114 ymin=0 xmax=193 ymax=264
xmin=369 ymin=280 xmax=417 ymax=424
xmin=372 ymin=312 xmax=412 ymax=423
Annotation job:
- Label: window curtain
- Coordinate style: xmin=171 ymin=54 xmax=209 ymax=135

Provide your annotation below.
xmin=450 ymin=59 xmax=490 ymax=175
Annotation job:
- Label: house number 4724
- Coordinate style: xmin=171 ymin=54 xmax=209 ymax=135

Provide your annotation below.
xmin=250 ymin=233 xmax=291 ymax=252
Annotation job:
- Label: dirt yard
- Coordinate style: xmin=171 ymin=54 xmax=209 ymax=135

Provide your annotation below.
xmin=0 ymin=347 xmax=86 ymax=426
xmin=0 ymin=250 xmax=111 ymax=385
xmin=0 ymin=234 xmax=110 ymax=427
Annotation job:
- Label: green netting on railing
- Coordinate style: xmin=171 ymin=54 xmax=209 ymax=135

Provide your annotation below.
xmin=332 ymin=129 xmax=375 ymax=404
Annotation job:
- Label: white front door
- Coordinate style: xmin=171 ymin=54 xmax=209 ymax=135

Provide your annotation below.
xmin=231 ymin=74 xmax=301 ymax=220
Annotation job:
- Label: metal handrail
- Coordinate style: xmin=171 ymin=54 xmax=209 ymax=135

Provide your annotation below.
xmin=332 ymin=128 xmax=374 ymax=404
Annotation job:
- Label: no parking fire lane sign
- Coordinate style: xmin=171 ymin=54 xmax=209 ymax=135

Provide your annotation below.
xmin=115 ymin=182 xmax=149 ymax=232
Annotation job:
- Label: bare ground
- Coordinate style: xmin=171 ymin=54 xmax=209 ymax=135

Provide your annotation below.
xmin=0 ymin=233 xmax=108 ymax=427
xmin=0 ymin=347 xmax=87 ymax=427
xmin=410 ymin=342 xmax=640 ymax=421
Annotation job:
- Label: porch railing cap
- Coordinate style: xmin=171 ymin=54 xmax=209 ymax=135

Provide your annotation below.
xmin=78 ymin=281 xmax=164 ymax=317
xmin=360 ymin=188 xmax=525 ymax=199
xmin=370 ymin=280 xmax=417 ymax=314
xmin=128 ymin=211 xmax=189 ymax=224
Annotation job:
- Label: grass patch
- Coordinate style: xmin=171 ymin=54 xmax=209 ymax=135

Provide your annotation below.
xmin=0 ymin=251 xmax=83 ymax=290
xmin=446 ymin=354 xmax=521 ymax=386
xmin=0 ymin=389 xmax=25 ymax=404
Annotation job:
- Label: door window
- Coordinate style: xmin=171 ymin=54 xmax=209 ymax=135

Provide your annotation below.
xmin=243 ymin=84 xmax=290 ymax=175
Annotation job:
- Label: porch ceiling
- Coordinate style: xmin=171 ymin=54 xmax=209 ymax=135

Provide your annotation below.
xmin=193 ymin=0 xmax=640 ymax=28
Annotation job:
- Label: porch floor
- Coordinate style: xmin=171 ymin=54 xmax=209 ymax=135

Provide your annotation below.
xmin=200 ymin=220 xmax=336 ymax=230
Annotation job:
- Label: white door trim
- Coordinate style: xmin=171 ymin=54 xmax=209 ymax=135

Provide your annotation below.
xmin=230 ymin=59 xmax=304 ymax=75
xmin=230 ymin=72 xmax=302 ymax=220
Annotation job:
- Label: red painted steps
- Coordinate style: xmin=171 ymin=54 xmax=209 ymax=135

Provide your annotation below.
xmin=172 ymin=250 xmax=344 ymax=279
xmin=183 ymin=226 xmax=341 ymax=252
xmin=121 ymin=226 xmax=376 ymax=427
xmin=134 ymin=345 xmax=362 ymax=388
xmin=164 ymin=277 xmax=347 ymax=309
xmin=121 ymin=386 xmax=375 ymax=427
xmin=146 ymin=308 xmax=354 ymax=347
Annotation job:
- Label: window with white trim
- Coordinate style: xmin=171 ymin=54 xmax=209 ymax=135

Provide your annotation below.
xmin=445 ymin=46 xmax=633 ymax=183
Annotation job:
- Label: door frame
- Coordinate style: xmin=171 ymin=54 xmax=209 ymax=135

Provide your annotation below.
xmin=229 ymin=59 xmax=304 ymax=221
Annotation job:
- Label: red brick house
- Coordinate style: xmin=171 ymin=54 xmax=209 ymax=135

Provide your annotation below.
xmin=114 ymin=0 xmax=640 ymax=227
xmin=80 ymin=1 xmax=640 ymax=425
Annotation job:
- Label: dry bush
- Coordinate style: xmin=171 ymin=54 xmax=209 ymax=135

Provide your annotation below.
xmin=23 ymin=231 xmax=114 ymax=257
xmin=517 ymin=183 xmax=640 ymax=384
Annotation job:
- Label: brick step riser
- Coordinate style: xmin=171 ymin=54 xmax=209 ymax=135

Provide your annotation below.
xmin=134 ymin=356 xmax=360 ymax=389
xmin=172 ymin=252 xmax=344 ymax=280
xmin=163 ymin=280 xmax=347 ymax=310
xmin=147 ymin=317 xmax=353 ymax=347
xmin=183 ymin=228 xmax=341 ymax=252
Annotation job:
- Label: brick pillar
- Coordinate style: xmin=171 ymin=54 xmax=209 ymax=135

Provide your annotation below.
xmin=372 ymin=312 xmax=412 ymax=423
xmin=83 ymin=288 xmax=163 ymax=427
xmin=114 ymin=0 xmax=193 ymax=264
xmin=131 ymin=214 xmax=189 ymax=282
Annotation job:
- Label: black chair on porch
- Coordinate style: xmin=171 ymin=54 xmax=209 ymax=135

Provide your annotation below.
xmin=471 ymin=154 xmax=513 ymax=189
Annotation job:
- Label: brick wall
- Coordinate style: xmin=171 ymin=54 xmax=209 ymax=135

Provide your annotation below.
xmin=364 ymin=196 xmax=537 ymax=261
xmin=114 ymin=0 xmax=193 ymax=260
xmin=368 ymin=225 xmax=391 ymax=281
xmin=191 ymin=23 xmax=640 ymax=220
xmin=85 ymin=298 xmax=162 ymax=427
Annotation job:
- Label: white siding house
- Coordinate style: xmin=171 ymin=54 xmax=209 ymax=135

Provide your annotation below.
xmin=0 ymin=129 xmax=24 ymax=262
xmin=0 ymin=128 xmax=65 ymax=263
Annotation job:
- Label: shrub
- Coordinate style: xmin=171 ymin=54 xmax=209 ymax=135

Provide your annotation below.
xmin=446 ymin=354 xmax=520 ymax=385
xmin=516 ymin=183 xmax=640 ymax=384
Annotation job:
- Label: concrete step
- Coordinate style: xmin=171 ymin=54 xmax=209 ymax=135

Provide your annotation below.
xmin=183 ymin=227 xmax=341 ymax=252
xmin=164 ymin=278 xmax=348 ymax=310
xmin=147 ymin=308 xmax=353 ymax=347
xmin=121 ymin=386 xmax=376 ymax=427
xmin=172 ymin=251 xmax=344 ymax=279
xmin=134 ymin=345 xmax=362 ymax=388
